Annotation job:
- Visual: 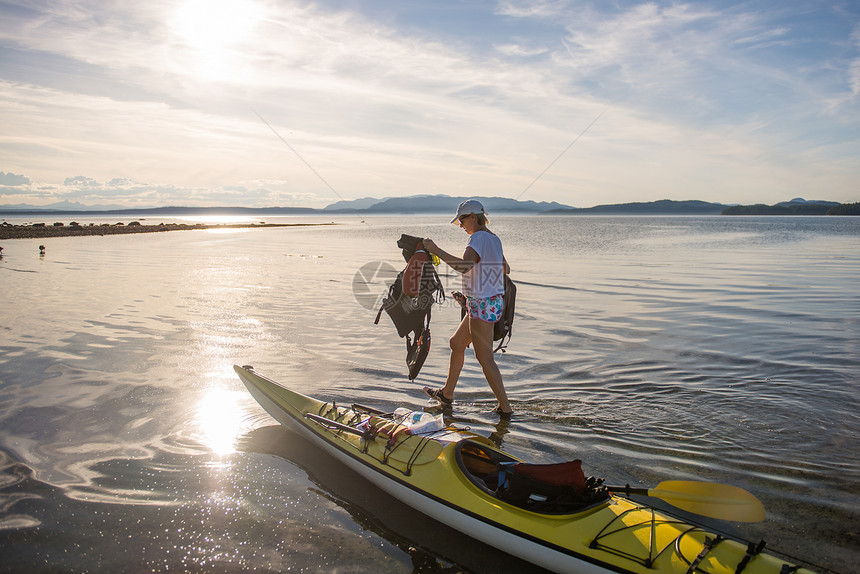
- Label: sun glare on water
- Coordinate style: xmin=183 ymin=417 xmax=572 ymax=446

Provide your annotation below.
xmin=184 ymin=215 xmax=258 ymax=224
xmin=197 ymin=389 xmax=247 ymax=456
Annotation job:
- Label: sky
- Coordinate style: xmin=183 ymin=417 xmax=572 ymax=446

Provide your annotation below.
xmin=1 ymin=0 xmax=858 ymax=209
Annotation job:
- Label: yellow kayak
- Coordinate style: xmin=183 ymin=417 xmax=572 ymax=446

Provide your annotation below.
xmin=234 ymin=365 xmax=814 ymax=574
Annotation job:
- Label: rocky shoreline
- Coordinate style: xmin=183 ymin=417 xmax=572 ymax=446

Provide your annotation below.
xmin=0 ymin=221 xmax=337 ymax=240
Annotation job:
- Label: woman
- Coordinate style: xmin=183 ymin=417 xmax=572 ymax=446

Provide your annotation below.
xmin=422 ymin=200 xmax=513 ymax=417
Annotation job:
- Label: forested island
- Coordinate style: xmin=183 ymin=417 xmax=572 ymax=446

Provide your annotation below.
xmin=722 ymin=201 xmax=858 ymax=215
xmin=827 ymin=203 xmax=860 ymax=215
xmin=545 ymin=199 xmax=730 ymax=215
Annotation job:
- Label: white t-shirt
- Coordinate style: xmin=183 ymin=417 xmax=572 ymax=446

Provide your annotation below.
xmin=463 ymin=230 xmax=505 ymax=298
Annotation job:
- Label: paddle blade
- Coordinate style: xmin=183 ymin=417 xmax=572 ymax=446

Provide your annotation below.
xmin=649 ymin=480 xmax=766 ymax=523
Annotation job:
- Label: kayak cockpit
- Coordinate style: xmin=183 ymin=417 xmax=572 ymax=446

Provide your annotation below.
xmin=455 ymin=440 xmax=610 ymax=515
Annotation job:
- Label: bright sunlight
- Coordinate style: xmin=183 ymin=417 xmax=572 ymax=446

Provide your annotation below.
xmin=172 ymin=0 xmax=262 ymax=49
xmin=197 ymin=389 xmax=247 ymax=456
xmin=170 ymin=0 xmax=263 ymax=79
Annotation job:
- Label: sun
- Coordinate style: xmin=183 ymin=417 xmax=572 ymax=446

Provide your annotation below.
xmin=169 ymin=0 xmax=264 ymax=80
xmin=171 ymin=0 xmax=262 ymax=50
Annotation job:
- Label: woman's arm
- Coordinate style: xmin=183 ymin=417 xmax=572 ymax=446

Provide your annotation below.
xmin=423 ymin=239 xmax=478 ymax=274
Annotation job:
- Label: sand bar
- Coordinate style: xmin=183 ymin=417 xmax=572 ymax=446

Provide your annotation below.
xmin=0 ymin=221 xmax=337 ymax=240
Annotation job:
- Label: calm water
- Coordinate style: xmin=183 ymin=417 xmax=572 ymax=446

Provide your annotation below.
xmin=0 ymin=215 xmax=858 ymax=573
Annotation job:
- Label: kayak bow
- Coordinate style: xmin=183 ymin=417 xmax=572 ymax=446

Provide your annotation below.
xmin=234 ymin=365 xmax=813 ymax=574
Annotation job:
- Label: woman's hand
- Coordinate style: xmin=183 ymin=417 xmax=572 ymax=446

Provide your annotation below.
xmin=422 ymin=238 xmax=439 ymax=255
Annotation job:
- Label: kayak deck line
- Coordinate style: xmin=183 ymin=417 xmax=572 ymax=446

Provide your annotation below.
xmin=307 ymin=400 xmax=479 ymax=477
xmin=234 ymin=365 xmax=816 ymax=574
xmin=588 ymin=506 xmax=701 ymax=570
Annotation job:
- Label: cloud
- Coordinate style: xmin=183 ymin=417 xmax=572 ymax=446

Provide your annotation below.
xmin=850 ymin=24 xmax=860 ymax=99
xmin=0 ymin=169 xmax=334 ymax=208
xmin=494 ymin=42 xmax=549 ymax=57
xmin=731 ymin=25 xmax=791 ymax=49
xmin=0 ymin=170 xmax=33 ymax=196
xmin=495 ymin=0 xmax=573 ymax=19
xmin=64 ymin=175 xmax=100 ymax=188
xmin=1 ymin=171 xmax=31 ymax=186
xmin=555 ymin=4 xmax=740 ymax=95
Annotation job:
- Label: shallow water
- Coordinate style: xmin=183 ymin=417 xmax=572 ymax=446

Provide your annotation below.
xmin=1 ymin=215 xmax=858 ymax=572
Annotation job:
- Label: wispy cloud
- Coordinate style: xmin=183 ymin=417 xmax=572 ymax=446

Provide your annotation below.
xmin=494 ymin=41 xmax=549 ymax=57
xmin=850 ymin=24 xmax=860 ymax=99
xmin=495 ymin=0 xmax=573 ymax=19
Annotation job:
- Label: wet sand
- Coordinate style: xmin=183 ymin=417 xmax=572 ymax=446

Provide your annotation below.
xmin=0 ymin=221 xmax=337 ymax=240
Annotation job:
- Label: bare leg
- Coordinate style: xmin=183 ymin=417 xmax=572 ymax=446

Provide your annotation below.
xmin=469 ymin=318 xmax=512 ymax=413
xmin=442 ymin=314 xmax=472 ymax=400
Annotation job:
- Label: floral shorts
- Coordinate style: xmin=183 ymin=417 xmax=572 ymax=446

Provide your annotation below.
xmin=466 ymin=293 xmax=504 ymax=323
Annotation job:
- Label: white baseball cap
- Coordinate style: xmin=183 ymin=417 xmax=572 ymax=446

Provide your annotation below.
xmin=450 ymin=199 xmax=486 ymax=224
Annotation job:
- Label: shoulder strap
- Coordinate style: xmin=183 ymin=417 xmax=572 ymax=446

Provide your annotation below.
xmin=494 ymin=275 xmax=516 ymax=353
xmin=494 ymin=333 xmax=511 ymax=353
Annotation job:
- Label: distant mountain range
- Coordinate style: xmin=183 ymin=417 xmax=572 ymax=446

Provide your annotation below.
xmin=0 ymin=195 xmax=571 ymax=216
xmin=323 ymin=194 xmax=571 ymax=213
xmin=1 ymin=196 xmax=854 ymax=216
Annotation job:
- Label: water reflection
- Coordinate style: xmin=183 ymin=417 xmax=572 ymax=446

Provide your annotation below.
xmin=425 ymin=405 xmax=513 ymax=448
xmin=239 ymin=425 xmax=548 ymax=574
xmin=183 ymin=215 xmax=260 ymax=225
xmin=488 ymin=418 xmax=511 ymax=448
xmin=196 ymin=390 xmax=246 ymax=456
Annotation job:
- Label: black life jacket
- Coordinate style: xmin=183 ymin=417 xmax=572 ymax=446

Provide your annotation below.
xmin=375 ymin=235 xmax=444 ymax=380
